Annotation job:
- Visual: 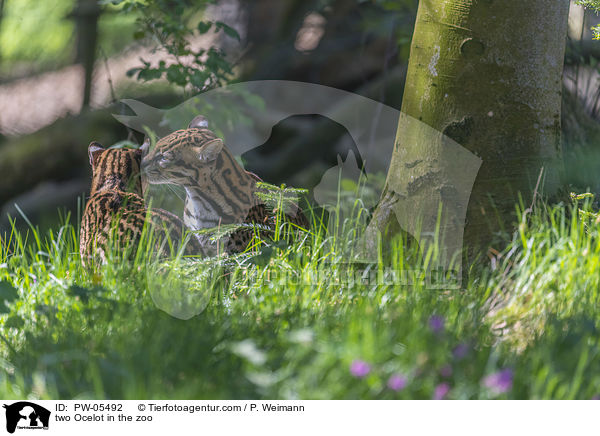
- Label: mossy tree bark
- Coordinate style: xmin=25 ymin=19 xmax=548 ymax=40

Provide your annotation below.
xmin=369 ymin=0 xmax=570 ymax=260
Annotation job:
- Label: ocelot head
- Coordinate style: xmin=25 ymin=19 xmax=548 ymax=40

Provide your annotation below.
xmin=140 ymin=116 xmax=224 ymax=188
xmin=88 ymin=142 xmax=143 ymax=195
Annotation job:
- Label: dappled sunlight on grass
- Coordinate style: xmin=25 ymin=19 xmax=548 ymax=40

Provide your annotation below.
xmin=1 ymin=198 xmax=600 ymax=399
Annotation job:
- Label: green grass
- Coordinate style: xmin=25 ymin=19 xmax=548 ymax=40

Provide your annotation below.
xmin=1 ymin=194 xmax=600 ymax=400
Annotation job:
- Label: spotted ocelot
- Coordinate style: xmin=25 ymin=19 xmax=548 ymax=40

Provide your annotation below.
xmin=141 ymin=116 xmax=309 ymax=254
xmin=80 ymin=142 xmax=205 ymax=266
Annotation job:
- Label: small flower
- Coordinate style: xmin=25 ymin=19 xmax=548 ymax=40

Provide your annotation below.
xmin=387 ymin=374 xmax=407 ymax=391
xmin=452 ymin=343 xmax=469 ymax=360
xmin=433 ymin=382 xmax=450 ymax=400
xmin=429 ymin=315 xmax=445 ymax=333
xmin=440 ymin=364 xmax=453 ymax=378
xmin=483 ymin=369 xmax=513 ymax=394
xmin=350 ymin=360 xmax=371 ymax=378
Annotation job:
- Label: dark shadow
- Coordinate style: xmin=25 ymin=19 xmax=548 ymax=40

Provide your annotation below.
xmin=241 ymin=114 xmax=365 ymax=204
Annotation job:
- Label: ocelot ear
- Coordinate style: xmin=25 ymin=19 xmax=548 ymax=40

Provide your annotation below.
xmin=88 ymin=142 xmax=106 ymax=166
xmin=199 ymin=139 xmax=223 ymax=162
xmin=139 ymin=136 xmax=150 ymax=154
xmin=188 ymin=115 xmax=208 ymax=129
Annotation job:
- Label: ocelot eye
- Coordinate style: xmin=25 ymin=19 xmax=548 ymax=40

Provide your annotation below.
xmin=158 ymin=155 xmax=172 ymax=167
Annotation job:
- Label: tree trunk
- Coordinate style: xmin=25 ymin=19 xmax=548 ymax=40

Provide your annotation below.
xmin=72 ymin=0 xmax=101 ymax=109
xmin=369 ymin=0 xmax=570 ymax=266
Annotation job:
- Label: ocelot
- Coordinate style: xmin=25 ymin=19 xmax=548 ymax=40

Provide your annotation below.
xmin=80 ymin=142 xmax=205 ymax=266
xmin=141 ymin=116 xmax=309 ymax=254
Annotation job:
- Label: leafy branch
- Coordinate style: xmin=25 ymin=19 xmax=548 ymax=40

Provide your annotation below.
xmin=101 ymin=0 xmax=240 ymax=91
xmin=577 ymin=0 xmax=600 ymax=39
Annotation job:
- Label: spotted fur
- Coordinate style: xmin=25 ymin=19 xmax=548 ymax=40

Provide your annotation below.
xmin=141 ymin=119 xmax=309 ymax=253
xmin=80 ymin=142 xmax=205 ymax=266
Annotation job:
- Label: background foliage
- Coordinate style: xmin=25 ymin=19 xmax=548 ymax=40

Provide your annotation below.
xmin=105 ymin=0 xmax=240 ymax=92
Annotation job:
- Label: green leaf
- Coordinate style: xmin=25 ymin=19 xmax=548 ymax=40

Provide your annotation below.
xmin=126 ymin=67 xmax=141 ymax=78
xmin=197 ymin=21 xmax=213 ymax=34
xmin=0 ymin=281 xmax=18 ymax=303
xmin=205 ymin=48 xmax=233 ymax=75
xmin=137 ymin=68 xmax=163 ymax=81
xmin=190 ymin=70 xmax=210 ymax=89
xmin=166 ymin=65 xmax=188 ymax=87
xmin=215 ymin=21 xmax=240 ymax=41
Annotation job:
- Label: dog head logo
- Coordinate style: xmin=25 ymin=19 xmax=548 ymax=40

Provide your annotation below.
xmin=3 ymin=402 xmax=50 ymax=433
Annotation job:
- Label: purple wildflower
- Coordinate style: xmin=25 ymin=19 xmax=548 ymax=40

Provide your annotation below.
xmin=440 ymin=364 xmax=453 ymax=378
xmin=433 ymin=382 xmax=450 ymax=400
xmin=452 ymin=343 xmax=469 ymax=360
xmin=350 ymin=360 xmax=371 ymax=378
xmin=429 ymin=315 xmax=445 ymax=334
xmin=387 ymin=374 xmax=407 ymax=391
xmin=483 ymin=369 xmax=513 ymax=394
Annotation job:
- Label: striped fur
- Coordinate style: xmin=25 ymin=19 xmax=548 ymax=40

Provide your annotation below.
xmin=142 ymin=124 xmax=309 ymax=253
xmin=80 ymin=142 xmax=205 ymax=267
